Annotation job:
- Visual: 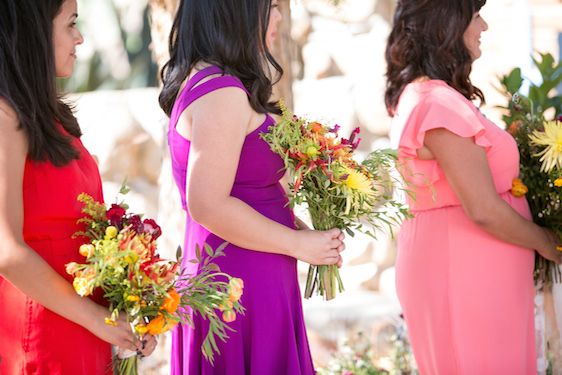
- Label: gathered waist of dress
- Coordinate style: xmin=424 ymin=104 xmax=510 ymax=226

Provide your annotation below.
xmin=24 ymin=220 xmax=85 ymax=242
xmin=408 ymin=188 xmax=530 ymax=217
xmin=230 ymin=183 xmax=289 ymax=205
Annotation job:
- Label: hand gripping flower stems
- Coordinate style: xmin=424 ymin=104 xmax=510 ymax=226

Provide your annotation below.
xmin=66 ymin=186 xmax=244 ymax=374
xmin=261 ymin=103 xmax=410 ymax=300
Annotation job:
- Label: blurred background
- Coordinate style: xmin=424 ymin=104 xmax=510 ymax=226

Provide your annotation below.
xmin=66 ymin=0 xmax=562 ymax=373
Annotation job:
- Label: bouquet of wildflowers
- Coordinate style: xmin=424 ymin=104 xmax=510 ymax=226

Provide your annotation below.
xmin=66 ymin=186 xmax=244 ymax=374
xmin=508 ymin=104 xmax=562 ymax=284
xmin=499 ymin=53 xmax=562 ymax=284
xmin=261 ymin=103 xmax=409 ymax=300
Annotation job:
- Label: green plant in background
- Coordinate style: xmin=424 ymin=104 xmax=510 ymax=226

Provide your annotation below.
xmin=60 ymin=0 xmax=157 ymax=93
xmin=317 ymin=332 xmax=388 ymax=375
xmin=388 ymin=320 xmax=417 ymax=375
xmin=498 ymin=52 xmax=562 ymax=285
xmin=317 ymin=327 xmax=417 ymax=375
xmin=500 ymin=52 xmax=562 ymax=125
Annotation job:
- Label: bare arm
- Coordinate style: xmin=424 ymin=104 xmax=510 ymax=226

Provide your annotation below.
xmin=185 ymin=88 xmax=343 ymax=265
xmin=424 ymin=128 xmax=561 ymax=263
xmin=0 ymin=102 xmax=141 ymax=351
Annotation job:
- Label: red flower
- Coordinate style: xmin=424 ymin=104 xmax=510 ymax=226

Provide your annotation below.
xmin=128 ymin=214 xmax=144 ymax=233
xmin=143 ymin=218 xmax=162 ymax=240
xmin=107 ymin=204 xmax=126 ymax=227
xmin=558 ymin=115 xmax=562 ymax=122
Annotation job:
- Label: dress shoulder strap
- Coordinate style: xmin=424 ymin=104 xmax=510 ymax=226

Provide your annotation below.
xmin=170 ymin=66 xmax=250 ymax=127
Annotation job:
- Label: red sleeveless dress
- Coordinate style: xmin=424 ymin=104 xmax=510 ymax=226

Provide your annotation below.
xmin=0 ymin=131 xmax=112 ymax=374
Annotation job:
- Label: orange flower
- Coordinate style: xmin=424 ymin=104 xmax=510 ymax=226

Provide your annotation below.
xmin=161 ymin=289 xmax=181 ymax=313
xmin=511 ymin=178 xmax=528 ymax=197
xmin=332 ymin=148 xmax=350 ymax=160
xmin=228 ymin=278 xmax=244 ymax=302
xmin=228 ymin=288 xmax=243 ymax=303
xmin=222 ymin=310 xmax=236 ymax=323
xmin=219 ymin=299 xmax=234 ymax=312
xmin=147 ymin=314 xmax=179 ymax=335
xmin=309 ymin=122 xmax=324 ymax=134
xmin=229 ymin=278 xmax=244 ymax=290
xmin=554 ymin=178 xmax=562 ymax=187
xmin=507 ymin=120 xmax=522 ymax=135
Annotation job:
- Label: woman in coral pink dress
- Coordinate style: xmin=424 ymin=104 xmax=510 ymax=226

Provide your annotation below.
xmin=0 ymin=1 xmax=154 ymax=373
xmin=386 ymin=1 xmax=562 ymax=374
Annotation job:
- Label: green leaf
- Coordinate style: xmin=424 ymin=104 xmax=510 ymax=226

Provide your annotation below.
xmin=503 ymin=68 xmax=523 ymax=94
xmin=119 ymin=178 xmax=130 ymax=195
xmin=195 ymin=244 xmax=202 ymax=261
xmin=204 ymin=243 xmax=213 ymax=257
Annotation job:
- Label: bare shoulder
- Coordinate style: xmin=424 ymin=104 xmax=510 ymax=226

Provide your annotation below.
xmin=194 ymin=85 xmax=252 ymax=114
xmin=0 ymin=98 xmax=19 ymax=132
xmin=0 ymin=98 xmax=27 ymax=155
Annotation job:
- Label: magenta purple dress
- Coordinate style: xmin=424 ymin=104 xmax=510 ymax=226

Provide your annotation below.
xmin=167 ymin=66 xmax=315 ymax=374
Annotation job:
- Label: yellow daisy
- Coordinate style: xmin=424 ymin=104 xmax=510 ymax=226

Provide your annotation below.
xmin=529 ymin=121 xmax=562 ymax=173
xmin=344 ymin=168 xmax=374 ymax=196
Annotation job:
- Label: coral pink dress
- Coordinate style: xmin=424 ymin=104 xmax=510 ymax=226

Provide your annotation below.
xmin=0 ymin=129 xmax=111 ymax=374
xmin=394 ymin=80 xmax=536 ymax=374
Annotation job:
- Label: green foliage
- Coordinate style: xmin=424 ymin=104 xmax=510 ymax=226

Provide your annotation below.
xmin=499 ymin=52 xmax=562 ymax=126
xmin=317 ymin=332 xmax=388 ymax=375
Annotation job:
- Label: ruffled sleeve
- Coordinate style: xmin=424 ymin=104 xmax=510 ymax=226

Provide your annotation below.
xmin=399 ymin=89 xmax=492 ymax=159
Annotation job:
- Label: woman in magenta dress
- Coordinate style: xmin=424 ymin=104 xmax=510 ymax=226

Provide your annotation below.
xmin=386 ymin=1 xmax=561 ymax=374
xmin=159 ymin=1 xmax=345 ymax=374
xmin=0 ymin=1 xmax=155 ymax=373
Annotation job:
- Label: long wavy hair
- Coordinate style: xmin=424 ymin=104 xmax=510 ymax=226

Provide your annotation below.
xmin=385 ymin=0 xmax=486 ymax=116
xmin=0 ymin=0 xmax=82 ymax=166
xmin=159 ymin=0 xmax=282 ymax=117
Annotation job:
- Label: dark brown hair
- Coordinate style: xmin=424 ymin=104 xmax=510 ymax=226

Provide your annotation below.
xmin=0 ymin=0 xmax=82 ymax=166
xmin=385 ymin=0 xmax=486 ymax=116
xmin=159 ymin=0 xmax=282 ymax=117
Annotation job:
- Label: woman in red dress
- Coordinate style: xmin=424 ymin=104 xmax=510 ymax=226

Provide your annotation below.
xmin=0 ymin=1 xmax=155 ymax=373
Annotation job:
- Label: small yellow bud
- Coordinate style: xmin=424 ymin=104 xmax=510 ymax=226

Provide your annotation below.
xmin=79 ymin=244 xmax=95 ymax=258
xmin=104 ymin=317 xmax=118 ymax=327
xmin=105 ymin=226 xmax=118 ymax=239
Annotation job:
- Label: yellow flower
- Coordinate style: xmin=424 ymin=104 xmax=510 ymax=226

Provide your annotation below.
xmin=135 ymin=324 xmax=148 ymax=335
xmin=305 ymin=145 xmax=320 ymax=159
xmin=529 ymin=121 xmax=562 ymax=173
xmin=126 ymin=295 xmax=140 ymax=302
xmin=73 ymin=277 xmax=93 ymax=297
xmin=343 ymin=168 xmax=374 ymax=196
xmin=65 ymin=262 xmax=79 ymax=275
xmin=79 ymin=244 xmax=95 ymax=258
xmin=555 ymin=178 xmax=562 ymax=187
xmin=104 ymin=317 xmax=118 ymax=327
xmin=105 ymin=226 xmax=118 ymax=239
xmin=511 ymin=178 xmax=528 ymax=197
